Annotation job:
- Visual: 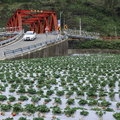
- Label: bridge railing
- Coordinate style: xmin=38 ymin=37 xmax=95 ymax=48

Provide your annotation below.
xmin=66 ymin=29 xmax=100 ymax=39
xmin=4 ymin=35 xmax=68 ymax=59
xmin=0 ymin=30 xmax=24 ymax=46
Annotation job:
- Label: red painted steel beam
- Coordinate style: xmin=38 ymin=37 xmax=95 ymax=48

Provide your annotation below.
xmin=6 ymin=9 xmax=58 ymax=33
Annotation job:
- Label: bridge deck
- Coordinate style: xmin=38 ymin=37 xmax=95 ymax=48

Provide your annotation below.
xmin=0 ymin=34 xmax=58 ymax=60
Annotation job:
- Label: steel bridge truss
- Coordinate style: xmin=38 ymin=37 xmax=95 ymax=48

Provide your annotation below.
xmin=7 ymin=10 xmax=58 ymax=33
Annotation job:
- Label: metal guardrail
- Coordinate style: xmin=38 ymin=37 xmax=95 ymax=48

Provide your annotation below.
xmin=66 ymin=29 xmax=100 ymax=39
xmin=0 ymin=32 xmax=19 ymax=37
xmin=4 ymin=35 xmax=68 ymax=58
xmin=0 ymin=30 xmax=23 ymax=46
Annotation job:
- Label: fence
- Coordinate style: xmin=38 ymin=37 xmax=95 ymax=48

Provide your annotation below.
xmin=0 ymin=30 xmax=24 ymax=46
xmin=4 ymin=35 xmax=68 ymax=59
xmin=66 ymin=29 xmax=100 ymax=39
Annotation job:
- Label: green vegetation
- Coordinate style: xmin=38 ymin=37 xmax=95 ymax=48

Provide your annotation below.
xmin=0 ymin=54 xmax=120 ymax=119
xmin=0 ymin=0 xmax=120 ymax=36
xmin=69 ymin=39 xmax=120 ymax=49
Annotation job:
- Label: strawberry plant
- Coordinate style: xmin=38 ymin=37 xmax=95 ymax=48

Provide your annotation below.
xmin=9 ymin=96 xmax=16 ymax=102
xmin=54 ymin=97 xmax=62 ymax=104
xmin=44 ymin=98 xmax=51 ymax=103
xmin=46 ymin=90 xmax=54 ymax=96
xmin=37 ymin=105 xmax=50 ymax=113
xmin=13 ymin=103 xmax=23 ymax=113
xmin=31 ymin=96 xmax=40 ymax=103
xmin=4 ymin=118 xmax=13 ymax=120
xmin=56 ymin=90 xmax=65 ymax=96
xmin=33 ymin=118 xmax=44 ymax=120
xmin=25 ymin=104 xmax=36 ymax=114
xmin=100 ymin=100 xmax=111 ymax=107
xmin=0 ymin=104 xmax=11 ymax=111
xmin=18 ymin=96 xmax=28 ymax=101
xmin=113 ymin=113 xmax=120 ymax=120
xmin=64 ymin=107 xmax=76 ymax=117
xmin=78 ymin=99 xmax=87 ymax=105
xmin=18 ymin=117 xmax=27 ymax=120
xmin=80 ymin=110 xmax=89 ymax=116
xmin=27 ymin=88 xmax=37 ymax=94
xmin=0 ymin=95 xmax=7 ymax=101
xmin=52 ymin=106 xmax=62 ymax=114
xmin=116 ymin=103 xmax=120 ymax=108
xmin=66 ymin=99 xmax=75 ymax=105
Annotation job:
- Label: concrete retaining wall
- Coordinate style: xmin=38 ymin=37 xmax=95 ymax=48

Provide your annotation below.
xmin=9 ymin=39 xmax=68 ymax=60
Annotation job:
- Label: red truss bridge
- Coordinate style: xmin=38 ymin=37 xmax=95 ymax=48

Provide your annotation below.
xmin=6 ymin=9 xmax=58 ymax=33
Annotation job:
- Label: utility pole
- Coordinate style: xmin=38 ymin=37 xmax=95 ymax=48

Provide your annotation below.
xmin=115 ymin=26 xmax=117 ymax=38
xmin=79 ymin=18 xmax=82 ymax=36
xmin=60 ymin=11 xmax=63 ymax=35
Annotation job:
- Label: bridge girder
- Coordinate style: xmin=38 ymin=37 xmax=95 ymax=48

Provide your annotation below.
xmin=6 ymin=9 xmax=58 ymax=33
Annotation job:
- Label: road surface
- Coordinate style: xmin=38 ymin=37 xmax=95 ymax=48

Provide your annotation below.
xmin=0 ymin=34 xmax=58 ymax=60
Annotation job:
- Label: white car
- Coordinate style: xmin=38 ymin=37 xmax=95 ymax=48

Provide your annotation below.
xmin=23 ymin=31 xmax=37 ymax=41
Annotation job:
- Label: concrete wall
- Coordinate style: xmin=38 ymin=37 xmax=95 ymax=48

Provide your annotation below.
xmin=9 ymin=39 xmax=68 ymax=60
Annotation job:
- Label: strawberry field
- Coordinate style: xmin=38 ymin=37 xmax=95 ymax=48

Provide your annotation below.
xmin=0 ymin=54 xmax=120 ymax=120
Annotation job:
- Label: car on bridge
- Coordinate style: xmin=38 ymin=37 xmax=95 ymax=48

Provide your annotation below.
xmin=22 ymin=31 xmax=37 ymax=41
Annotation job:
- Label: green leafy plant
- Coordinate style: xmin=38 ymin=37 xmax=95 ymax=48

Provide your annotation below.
xmin=54 ymin=97 xmax=62 ymax=104
xmin=9 ymin=96 xmax=16 ymax=102
xmin=0 ymin=95 xmax=7 ymax=101
xmin=31 ymin=96 xmax=40 ymax=103
xmin=78 ymin=99 xmax=87 ymax=105
xmin=80 ymin=110 xmax=89 ymax=116
xmin=18 ymin=96 xmax=28 ymax=101
xmin=33 ymin=118 xmax=44 ymax=120
xmin=52 ymin=106 xmax=62 ymax=114
xmin=113 ymin=113 xmax=120 ymax=120
xmin=37 ymin=105 xmax=50 ymax=113
xmin=18 ymin=117 xmax=27 ymax=120
xmin=13 ymin=103 xmax=23 ymax=113
xmin=64 ymin=107 xmax=76 ymax=117
xmin=0 ymin=104 xmax=11 ymax=111
xmin=25 ymin=104 xmax=36 ymax=114
xmin=66 ymin=99 xmax=75 ymax=105
xmin=56 ymin=90 xmax=64 ymax=96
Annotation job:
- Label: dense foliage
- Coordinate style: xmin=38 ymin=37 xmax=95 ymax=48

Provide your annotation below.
xmin=0 ymin=0 xmax=120 ymax=36
xmin=69 ymin=39 xmax=120 ymax=49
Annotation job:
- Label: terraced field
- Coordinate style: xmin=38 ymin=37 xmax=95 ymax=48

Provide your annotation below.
xmin=0 ymin=54 xmax=120 ymax=120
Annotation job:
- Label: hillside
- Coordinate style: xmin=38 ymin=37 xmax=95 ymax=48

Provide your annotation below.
xmin=0 ymin=0 xmax=120 ymax=36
